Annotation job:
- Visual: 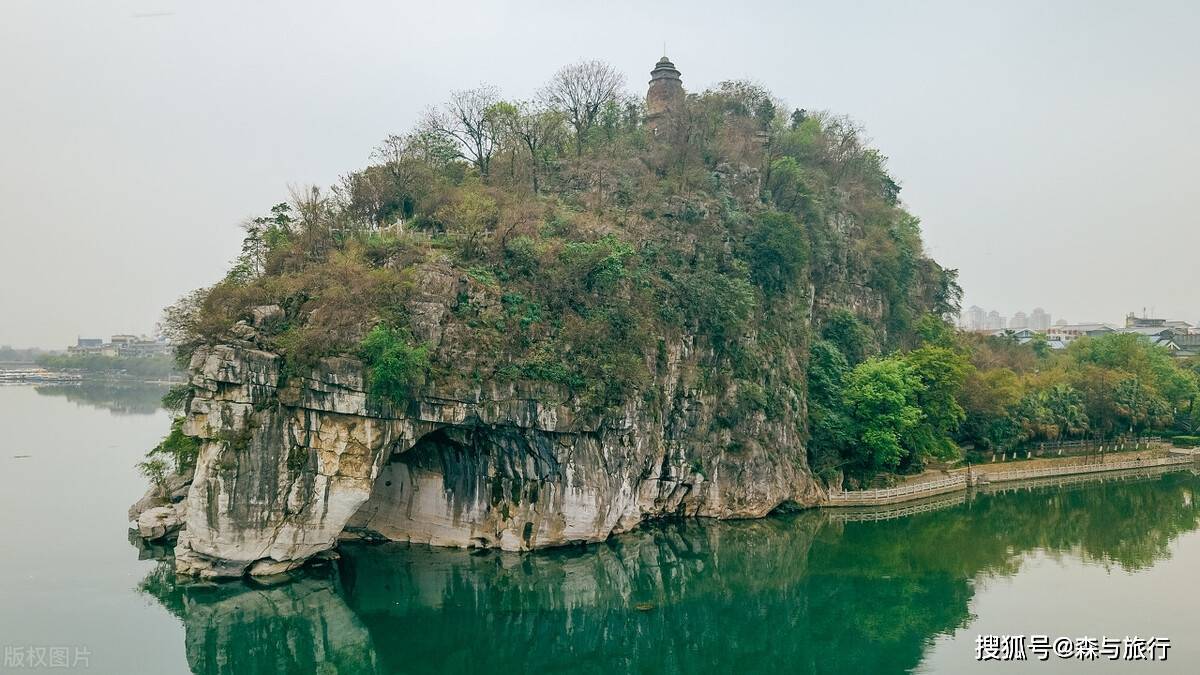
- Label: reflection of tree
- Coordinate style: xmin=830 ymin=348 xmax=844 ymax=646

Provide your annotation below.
xmin=964 ymin=472 xmax=1200 ymax=573
xmin=35 ymin=382 xmax=168 ymax=415
xmin=337 ymin=511 xmax=974 ymax=674
xmin=136 ymin=472 xmax=1200 ymax=675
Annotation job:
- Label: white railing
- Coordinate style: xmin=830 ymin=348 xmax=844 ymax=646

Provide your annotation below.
xmin=1012 ymin=436 xmax=1164 ymax=454
xmin=827 ymin=474 xmax=966 ymax=504
xmin=827 ymin=454 xmax=1197 ymax=507
xmin=828 ymin=493 xmax=968 ymax=522
xmin=977 ymin=455 xmax=1193 ymax=483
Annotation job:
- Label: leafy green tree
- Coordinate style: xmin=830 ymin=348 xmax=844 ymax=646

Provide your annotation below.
xmin=956 ymin=367 xmax=1022 ymax=452
xmin=231 ymin=203 xmax=295 ymax=282
xmin=842 ymin=357 xmax=924 ymax=475
xmin=145 ymin=417 xmax=202 ymax=474
xmin=903 ymin=345 xmax=970 ymax=461
xmin=36 ymin=353 xmax=179 ymax=379
xmin=1014 ymin=383 xmax=1089 ymax=442
xmin=915 ymin=314 xmax=957 ymax=348
xmin=807 ymin=340 xmax=852 ymax=477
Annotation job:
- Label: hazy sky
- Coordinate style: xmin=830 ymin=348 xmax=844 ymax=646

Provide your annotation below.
xmin=1 ymin=0 xmax=1197 ymax=348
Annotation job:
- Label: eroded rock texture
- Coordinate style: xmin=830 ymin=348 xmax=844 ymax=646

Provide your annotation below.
xmin=171 ymin=332 xmax=823 ymax=578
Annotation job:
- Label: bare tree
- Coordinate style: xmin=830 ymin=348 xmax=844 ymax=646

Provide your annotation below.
xmin=501 ymin=100 xmax=565 ymax=194
xmin=422 ymin=84 xmax=502 ymax=176
xmin=542 ymin=60 xmax=626 ymax=155
xmin=287 ymin=184 xmax=343 ymax=258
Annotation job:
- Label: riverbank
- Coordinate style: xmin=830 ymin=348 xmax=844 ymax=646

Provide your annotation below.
xmin=0 ymin=367 xmax=83 ymax=384
xmin=825 ymin=461 xmax=1197 ymax=524
xmin=826 ymin=446 xmax=1197 ymax=507
xmin=0 ymin=366 xmax=183 ymax=386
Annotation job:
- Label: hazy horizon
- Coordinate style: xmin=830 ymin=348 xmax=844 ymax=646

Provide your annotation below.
xmin=2 ymin=0 xmax=1197 ymax=349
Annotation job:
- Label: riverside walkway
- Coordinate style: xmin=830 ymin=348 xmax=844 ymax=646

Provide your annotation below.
xmin=825 ymin=452 xmax=1197 ymax=508
xmin=826 ymin=462 xmax=1197 ymax=523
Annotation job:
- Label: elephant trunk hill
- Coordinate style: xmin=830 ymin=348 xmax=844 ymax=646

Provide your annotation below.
xmin=130 ymin=57 xmax=958 ymax=578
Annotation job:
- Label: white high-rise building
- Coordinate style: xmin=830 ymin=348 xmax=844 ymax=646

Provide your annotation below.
xmin=986 ymin=311 xmax=1005 ymax=331
xmin=1030 ymin=307 xmax=1051 ymax=332
xmin=963 ymin=305 xmax=986 ymax=330
xmin=1010 ymin=311 xmax=1029 ymax=330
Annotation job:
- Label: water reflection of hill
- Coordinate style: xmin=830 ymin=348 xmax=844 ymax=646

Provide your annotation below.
xmin=140 ymin=471 xmax=1200 ymax=675
xmin=138 ymin=562 xmax=380 ymax=675
xmin=36 ymin=381 xmax=168 ymax=415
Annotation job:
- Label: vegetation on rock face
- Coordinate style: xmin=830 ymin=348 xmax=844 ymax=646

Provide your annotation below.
xmin=160 ymin=57 xmax=968 ymax=484
xmin=139 ymin=417 xmax=201 ymax=491
xmin=359 ymin=325 xmax=430 ymax=405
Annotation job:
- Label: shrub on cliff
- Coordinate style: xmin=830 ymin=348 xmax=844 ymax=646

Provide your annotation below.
xmin=359 ymin=325 xmax=430 ymax=406
xmin=142 ymin=417 xmax=201 ymax=477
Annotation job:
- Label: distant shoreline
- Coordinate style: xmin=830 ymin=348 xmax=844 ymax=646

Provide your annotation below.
xmin=0 ymin=366 xmax=183 ymax=386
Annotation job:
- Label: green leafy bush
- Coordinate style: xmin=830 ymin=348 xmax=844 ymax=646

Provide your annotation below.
xmin=145 ymin=417 xmax=201 ymax=475
xmin=359 ymin=325 xmax=430 ymax=405
xmin=161 ymin=384 xmax=191 ymax=413
xmin=746 ymin=211 xmax=807 ymax=295
xmin=1172 ymin=436 xmax=1200 ymax=448
xmin=137 ymin=458 xmax=170 ymax=494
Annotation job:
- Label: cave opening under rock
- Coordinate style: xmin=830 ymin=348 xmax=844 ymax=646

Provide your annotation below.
xmin=343 ymin=425 xmax=563 ymax=550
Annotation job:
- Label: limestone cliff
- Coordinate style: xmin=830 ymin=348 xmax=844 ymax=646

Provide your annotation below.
xmin=129 ymin=61 xmax=958 ymax=578
xmin=169 ymin=312 xmax=822 ymax=578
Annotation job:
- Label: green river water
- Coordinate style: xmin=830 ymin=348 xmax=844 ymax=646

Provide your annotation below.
xmin=1 ymin=384 xmax=1198 ymax=674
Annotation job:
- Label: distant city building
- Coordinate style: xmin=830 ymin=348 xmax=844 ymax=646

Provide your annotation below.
xmin=118 ymin=336 xmax=171 ymax=358
xmin=965 ymin=306 xmax=1058 ymax=333
xmin=1029 ymin=307 xmax=1051 ymax=331
xmin=962 ymin=305 xmax=987 ymax=331
xmin=1125 ymin=313 xmax=1166 ymax=329
xmin=969 ymin=307 xmax=1193 ymax=357
xmin=986 ymin=311 xmax=1005 ymax=331
xmin=1175 ymin=334 xmax=1200 ymax=357
xmin=986 ymin=328 xmax=1068 ymax=350
xmin=64 ymin=334 xmax=170 ymax=358
xmin=67 ymin=337 xmax=116 ymax=356
xmin=1046 ymin=323 xmax=1115 ymax=343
